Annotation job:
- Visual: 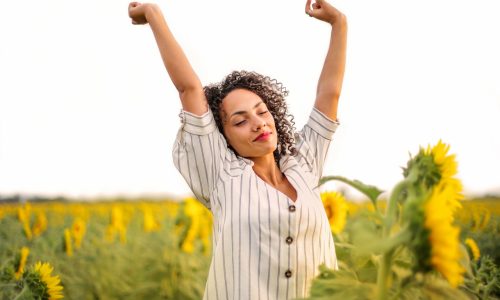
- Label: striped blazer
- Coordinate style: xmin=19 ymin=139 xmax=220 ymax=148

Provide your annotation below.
xmin=173 ymin=106 xmax=340 ymax=300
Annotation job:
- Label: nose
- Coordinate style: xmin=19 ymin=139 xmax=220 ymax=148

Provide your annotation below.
xmin=252 ymin=115 xmax=267 ymax=132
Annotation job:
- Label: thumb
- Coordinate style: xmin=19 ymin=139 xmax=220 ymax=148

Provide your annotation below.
xmin=307 ymin=1 xmax=323 ymax=17
xmin=305 ymin=0 xmax=313 ymax=15
xmin=307 ymin=7 xmax=320 ymax=18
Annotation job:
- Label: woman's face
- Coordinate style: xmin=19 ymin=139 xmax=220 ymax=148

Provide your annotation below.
xmin=220 ymin=89 xmax=277 ymax=159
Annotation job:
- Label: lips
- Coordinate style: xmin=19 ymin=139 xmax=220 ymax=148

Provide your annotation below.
xmin=254 ymin=132 xmax=271 ymax=142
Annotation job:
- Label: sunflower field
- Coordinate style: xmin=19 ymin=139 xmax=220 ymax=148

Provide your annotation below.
xmin=1 ymin=141 xmax=499 ymax=300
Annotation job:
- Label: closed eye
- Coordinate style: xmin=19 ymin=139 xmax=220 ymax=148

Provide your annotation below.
xmin=234 ymin=111 xmax=267 ymax=126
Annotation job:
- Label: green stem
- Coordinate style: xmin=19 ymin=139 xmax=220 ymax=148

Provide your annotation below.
xmin=376 ymin=174 xmax=415 ymax=300
xmin=384 ymin=179 xmax=408 ymax=233
xmin=333 ymin=242 xmax=355 ymax=249
xmin=386 ymin=227 xmax=412 ymax=249
xmin=318 ymin=175 xmax=383 ymax=212
xmin=377 ymin=248 xmax=394 ymax=300
xmin=389 ymin=274 xmax=416 ymax=300
xmin=483 ymin=277 xmax=497 ymax=299
xmin=13 ymin=285 xmax=28 ymax=300
xmin=375 ymin=229 xmax=412 ymax=300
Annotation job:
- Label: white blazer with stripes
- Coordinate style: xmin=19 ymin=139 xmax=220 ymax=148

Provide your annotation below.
xmin=173 ymin=106 xmax=340 ymax=300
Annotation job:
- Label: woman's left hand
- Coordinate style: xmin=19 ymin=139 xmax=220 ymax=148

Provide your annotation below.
xmin=305 ymin=0 xmax=346 ymax=26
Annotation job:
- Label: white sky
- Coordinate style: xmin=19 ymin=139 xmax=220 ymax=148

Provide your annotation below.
xmin=1 ymin=0 xmax=499 ymax=200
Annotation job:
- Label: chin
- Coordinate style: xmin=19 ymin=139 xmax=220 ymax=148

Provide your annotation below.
xmin=238 ymin=140 xmax=278 ymax=158
xmin=262 ymin=144 xmax=278 ymax=156
xmin=245 ymin=147 xmax=276 ymax=159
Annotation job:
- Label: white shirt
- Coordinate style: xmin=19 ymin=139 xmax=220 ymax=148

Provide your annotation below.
xmin=173 ymin=106 xmax=340 ymax=300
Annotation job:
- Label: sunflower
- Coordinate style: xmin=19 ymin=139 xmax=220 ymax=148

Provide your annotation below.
xmin=424 ymin=187 xmax=464 ymax=287
xmin=32 ymin=212 xmax=48 ymax=237
xmin=71 ymin=217 xmax=86 ymax=249
xmin=180 ymin=198 xmax=203 ymax=253
xmin=404 ymin=141 xmax=465 ymax=287
xmin=143 ymin=208 xmax=160 ymax=232
xmin=105 ymin=206 xmax=127 ymax=244
xmin=64 ymin=229 xmax=73 ymax=257
xmin=29 ymin=262 xmax=64 ymax=300
xmin=464 ymin=238 xmax=480 ymax=262
xmin=472 ymin=208 xmax=491 ymax=231
xmin=424 ymin=140 xmax=464 ymax=212
xmin=321 ymin=191 xmax=348 ymax=234
xmin=14 ymin=247 xmax=30 ymax=280
xmin=181 ymin=225 xmax=197 ymax=254
xmin=166 ymin=202 xmax=180 ymax=217
xmin=18 ymin=206 xmax=32 ymax=240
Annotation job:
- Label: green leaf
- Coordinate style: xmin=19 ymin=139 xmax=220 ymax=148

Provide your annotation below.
xmin=306 ymin=265 xmax=376 ymax=300
xmin=420 ymin=275 xmax=472 ymax=300
xmin=319 ymin=175 xmax=383 ymax=207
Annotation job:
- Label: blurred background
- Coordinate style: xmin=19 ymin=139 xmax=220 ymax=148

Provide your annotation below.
xmin=1 ymin=0 xmax=499 ymax=202
xmin=1 ymin=1 xmax=499 ymax=299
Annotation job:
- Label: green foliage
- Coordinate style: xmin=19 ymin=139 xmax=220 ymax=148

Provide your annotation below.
xmin=462 ymin=255 xmax=500 ymax=299
xmin=0 ymin=204 xmax=210 ymax=300
xmin=1 ymin=196 xmax=499 ymax=300
xmin=24 ymin=269 xmax=49 ymax=300
xmin=305 ymin=264 xmax=376 ymax=300
xmin=318 ymin=176 xmax=383 ymax=209
xmin=313 ymin=168 xmax=498 ymax=300
xmin=395 ymin=274 xmax=472 ymax=300
xmin=461 ymin=213 xmax=500 ymax=267
xmin=402 ymin=149 xmax=441 ymax=189
xmin=309 ymin=218 xmax=480 ymax=299
xmin=402 ymin=192 xmax=433 ymax=274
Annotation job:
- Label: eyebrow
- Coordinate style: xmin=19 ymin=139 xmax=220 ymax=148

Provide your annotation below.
xmin=230 ymin=101 xmax=265 ymax=119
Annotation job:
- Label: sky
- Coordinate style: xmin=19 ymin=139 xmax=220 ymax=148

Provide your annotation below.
xmin=1 ymin=0 xmax=499 ymax=201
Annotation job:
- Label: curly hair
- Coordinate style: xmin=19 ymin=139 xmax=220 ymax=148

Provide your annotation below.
xmin=204 ymin=70 xmax=297 ymax=164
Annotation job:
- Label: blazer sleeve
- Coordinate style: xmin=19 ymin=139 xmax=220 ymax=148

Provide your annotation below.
xmin=172 ymin=109 xmax=231 ymax=210
xmin=294 ymin=107 xmax=340 ymax=185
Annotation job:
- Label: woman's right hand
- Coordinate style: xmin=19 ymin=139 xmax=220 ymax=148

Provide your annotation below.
xmin=128 ymin=2 xmax=155 ymax=25
xmin=305 ymin=0 xmax=345 ymax=26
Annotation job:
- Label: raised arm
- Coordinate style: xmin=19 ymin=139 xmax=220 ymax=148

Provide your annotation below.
xmin=305 ymin=0 xmax=347 ymax=121
xmin=128 ymin=2 xmax=208 ymax=116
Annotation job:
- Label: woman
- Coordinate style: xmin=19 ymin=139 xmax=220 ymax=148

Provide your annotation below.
xmin=128 ymin=0 xmax=347 ymax=299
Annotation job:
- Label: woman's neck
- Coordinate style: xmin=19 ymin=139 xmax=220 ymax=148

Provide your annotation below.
xmin=251 ymin=154 xmax=284 ymax=186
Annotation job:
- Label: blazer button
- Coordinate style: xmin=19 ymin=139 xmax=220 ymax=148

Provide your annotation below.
xmin=285 ymin=270 xmax=292 ymax=278
xmin=288 ymin=205 xmax=296 ymax=212
xmin=286 ymin=236 xmax=293 ymax=244
xmin=178 ymin=110 xmax=185 ymax=123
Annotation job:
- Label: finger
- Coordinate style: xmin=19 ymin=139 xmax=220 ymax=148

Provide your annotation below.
xmin=312 ymin=3 xmax=321 ymax=9
xmin=305 ymin=0 xmax=312 ymax=15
